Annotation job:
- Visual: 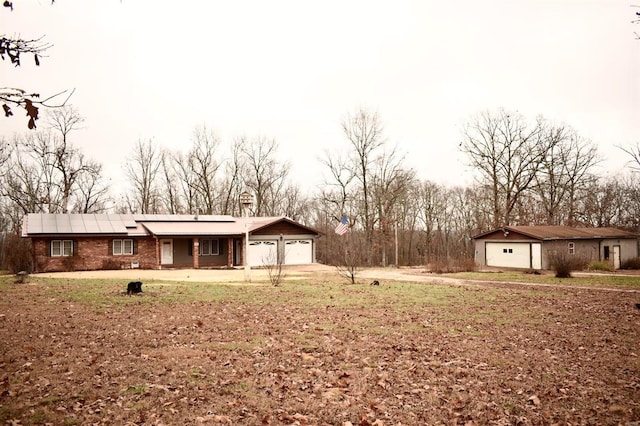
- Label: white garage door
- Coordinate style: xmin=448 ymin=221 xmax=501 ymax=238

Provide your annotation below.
xmin=248 ymin=240 xmax=277 ymax=266
xmin=284 ymin=239 xmax=313 ymax=265
xmin=485 ymin=242 xmax=532 ymax=269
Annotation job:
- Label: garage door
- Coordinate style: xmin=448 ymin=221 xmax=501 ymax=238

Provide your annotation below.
xmin=248 ymin=240 xmax=277 ymax=266
xmin=284 ymin=239 xmax=312 ymax=265
xmin=485 ymin=242 xmax=532 ymax=269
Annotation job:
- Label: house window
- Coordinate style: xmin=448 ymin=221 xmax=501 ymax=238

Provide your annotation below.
xmin=199 ymin=238 xmax=220 ymax=256
xmin=503 ymin=248 xmax=513 ymax=254
xmin=113 ymin=239 xmax=133 ymax=255
xmin=568 ymin=242 xmax=575 ymax=255
xmin=51 ymin=240 xmax=73 ymax=257
xmin=604 ymin=246 xmax=610 ymax=260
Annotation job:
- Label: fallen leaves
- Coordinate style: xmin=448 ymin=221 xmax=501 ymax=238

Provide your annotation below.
xmin=0 ymin=281 xmax=639 ymax=424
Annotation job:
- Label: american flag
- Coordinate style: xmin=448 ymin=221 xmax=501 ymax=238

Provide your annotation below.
xmin=335 ymin=214 xmax=350 ymax=236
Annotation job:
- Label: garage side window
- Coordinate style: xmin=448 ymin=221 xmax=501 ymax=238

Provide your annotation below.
xmin=199 ymin=238 xmax=220 ymax=256
xmin=113 ymin=239 xmax=133 ymax=255
xmin=51 ymin=240 xmax=73 ymax=257
xmin=568 ymin=242 xmax=575 ymax=255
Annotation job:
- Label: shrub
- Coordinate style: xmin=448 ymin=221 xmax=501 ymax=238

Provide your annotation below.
xmin=61 ymin=255 xmax=79 ymax=272
xmin=101 ymin=258 xmax=124 ymax=270
xmin=1 ymin=234 xmax=33 ymax=274
xmin=587 ymin=261 xmax=613 ymax=272
xmin=548 ymin=251 xmax=587 ymax=278
xmin=621 ymin=257 xmax=640 ymax=270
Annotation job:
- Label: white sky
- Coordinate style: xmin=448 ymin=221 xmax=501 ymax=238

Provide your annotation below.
xmin=3 ymin=1 xmax=639 ymax=193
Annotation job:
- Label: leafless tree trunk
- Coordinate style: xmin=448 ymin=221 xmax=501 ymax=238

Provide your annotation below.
xmin=416 ymin=180 xmax=447 ymax=263
xmin=370 ymin=148 xmax=414 ymax=266
xmin=188 ymin=126 xmax=222 ymax=214
xmin=46 ymin=107 xmax=101 ymax=213
xmin=158 ymin=149 xmax=183 ymax=214
xmin=218 ymin=138 xmax=246 ymax=216
xmin=341 ymin=108 xmax=385 ymax=256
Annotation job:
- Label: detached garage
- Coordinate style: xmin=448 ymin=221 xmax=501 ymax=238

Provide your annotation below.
xmin=474 ymin=226 xmax=638 ymax=270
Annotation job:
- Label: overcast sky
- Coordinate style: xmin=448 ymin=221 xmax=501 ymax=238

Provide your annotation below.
xmin=3 ymin=1 xmax=639 ymax=193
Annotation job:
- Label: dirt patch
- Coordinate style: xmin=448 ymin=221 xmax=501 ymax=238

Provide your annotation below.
xmin=1 ymin=272 xmax=639 ymax=425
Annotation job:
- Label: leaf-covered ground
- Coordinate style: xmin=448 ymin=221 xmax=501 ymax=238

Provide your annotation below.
xmin=0 ymin=276 xmax=639 ymax=425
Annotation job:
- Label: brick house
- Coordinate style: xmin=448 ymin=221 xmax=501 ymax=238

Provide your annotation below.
xmin=473 ymin=225 xmax=639 ymax=270
xmin=22 ymin=213 xmax=321 ymax=272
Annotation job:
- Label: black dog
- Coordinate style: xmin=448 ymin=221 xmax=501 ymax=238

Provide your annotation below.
xmin=370 ymin=280 xmax=380 ymax=286
xmin=127 ymin=281 xmax=143 ymax=295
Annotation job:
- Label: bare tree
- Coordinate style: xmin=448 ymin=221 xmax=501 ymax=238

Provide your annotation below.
xmin=333 ymin=232 xmax=365 ymax=284
xmin=275 ymin=184 xmax=309 ymax=222
xmin=240 ymin=136 xmax=290 ymax=216
xmin=415 ymin=180 xmax=448 ymax=263
xmin=123 ymin=139 xmax=162 ymax=213
xmin=158 ymin=149 xmax=182 ymax=214
xmin=188 ymin=125 xmax=222 ymax=214
xmin=1 ymin=135 xmax=50 ymax=214
xmin=460 ymin=109 xmax=555 ymax=227
xmin=533 ymin=125 xmax=600 ymax=225
xmin=341 ymin=108 xmax=385 ymax=242
xmin=70 ymin=168 xmax=110 ymax=213
xmin=45 ymin=106 xmax=99 ymax=213
xmin=0 ymin=112 xmax=106 ymax=229
xmin=574 ymin=178 xmax=626 ymax=227
xmin=218 ymin=138 xmax=246 ymax=216
xmin=320 ymin=149 xmax=356 ymax=219
xmin=620 ymin=142 xmax=640 ymax=172
xmin=2 ymin=112 xmax=100 ymax=215
xmin=370 ymin=148 xmax=414 ymax=266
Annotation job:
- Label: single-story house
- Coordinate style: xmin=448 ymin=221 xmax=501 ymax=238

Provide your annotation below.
xmin=21 ymin=213 xmax=321 ymax=272
xmin=473 ymin=225 xmax=639 ymax=270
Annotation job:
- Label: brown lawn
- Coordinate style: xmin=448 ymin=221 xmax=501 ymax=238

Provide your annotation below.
xmin=0 ymin=269 xmax=639 ymax=425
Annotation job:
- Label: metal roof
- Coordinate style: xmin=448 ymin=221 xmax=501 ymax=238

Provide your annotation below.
xmin=141 ymin=221 xmax=246 ymax=236
xmin=473 ymin=225 xmax=638 ymax=240
xmin=22 ymin=214 xmax=319 ymax=238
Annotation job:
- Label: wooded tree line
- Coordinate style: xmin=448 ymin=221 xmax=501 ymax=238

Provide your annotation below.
xmin=1 ymin=106 xmax=639 ymax=267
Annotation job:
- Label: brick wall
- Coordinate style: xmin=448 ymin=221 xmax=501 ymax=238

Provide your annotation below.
xmin=32 ymin=237 xmax=158 ymax=272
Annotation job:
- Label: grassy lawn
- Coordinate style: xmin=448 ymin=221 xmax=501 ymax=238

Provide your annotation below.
xmin=0 ymin=272 xmax=638 ymax=425
xmin=448 ymin=270 xmax=640 ymax=288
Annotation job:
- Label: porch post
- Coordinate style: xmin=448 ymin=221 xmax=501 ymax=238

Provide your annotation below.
xmin=193 ymin=237 xmax=200 ymax=269
xmin=155 ymin=238 xmax=161 ymax=269
xmin=227 ymin=238 xmax=233 ymax=267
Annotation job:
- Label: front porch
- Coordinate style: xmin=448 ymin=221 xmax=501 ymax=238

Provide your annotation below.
xmin=155 ymin=236 xmax=244 ymax=269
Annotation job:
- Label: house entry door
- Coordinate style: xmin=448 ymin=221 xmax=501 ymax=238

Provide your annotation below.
xmin=161 ymin=239 xmax=173 ymax=265
xmin=613 ymin=245 xmax=621 ymax=270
